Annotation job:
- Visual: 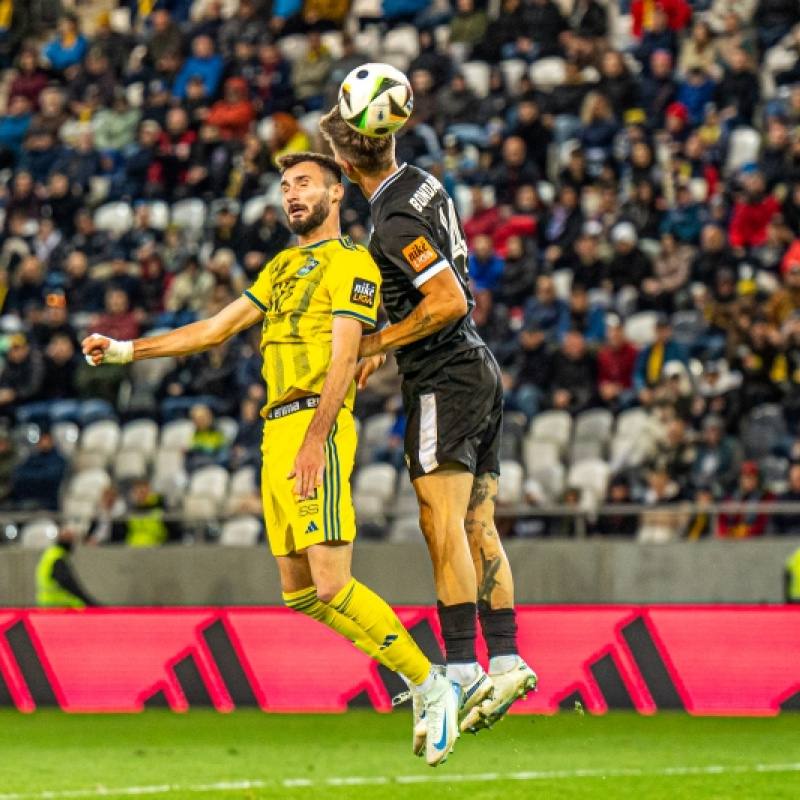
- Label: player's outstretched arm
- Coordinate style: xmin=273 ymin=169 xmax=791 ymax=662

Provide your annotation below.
xmin=290 ymin=316 xmax=363 ymax=500
xmin=81 ymin=297 xmax=263 ymax=365
xmin=358 ymin=267 xmax=467 ymax=358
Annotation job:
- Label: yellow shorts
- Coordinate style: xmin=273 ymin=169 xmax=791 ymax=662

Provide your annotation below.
xmin=261 ymin=406 xmax=357 ymax=556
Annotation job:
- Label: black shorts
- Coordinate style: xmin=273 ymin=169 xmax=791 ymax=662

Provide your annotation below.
xmin=401 ymin=347 xmax=503 ymax=481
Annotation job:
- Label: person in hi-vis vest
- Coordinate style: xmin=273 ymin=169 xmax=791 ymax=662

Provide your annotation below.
xmin=786 ymin=547 xmax=800 ymax=603
xmin=36 ymin=527 xmax=98 ymax=608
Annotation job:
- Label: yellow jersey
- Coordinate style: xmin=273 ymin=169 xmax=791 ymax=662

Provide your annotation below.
xmin=243 ymin=236 xmax=381 ymax=413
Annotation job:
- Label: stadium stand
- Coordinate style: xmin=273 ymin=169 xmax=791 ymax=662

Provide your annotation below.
xmin=2 ymin=0 xmax=800 ymax=543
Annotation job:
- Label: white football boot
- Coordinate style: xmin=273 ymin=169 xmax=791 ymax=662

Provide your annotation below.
xmin=422 ymin=673 xmax=460 ymax=767
xmin=461 ymin=657 xmax=537 ymax=733
xmin=458 ymin=665 xmax=495 ymax=733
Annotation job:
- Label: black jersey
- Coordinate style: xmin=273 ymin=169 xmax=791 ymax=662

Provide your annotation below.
xmin=368 ymin=164 xmax=485 ymax=375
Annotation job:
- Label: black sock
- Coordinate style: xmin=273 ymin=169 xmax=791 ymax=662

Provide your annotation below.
xmin=437 ymin=601 xmax=477 ymax=664
xmin=478 ymin=601 xmax=518 ymax=659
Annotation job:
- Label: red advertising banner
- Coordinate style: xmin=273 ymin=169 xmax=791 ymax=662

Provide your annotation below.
xmin=0 ymin=607 xmax=798 ymax=715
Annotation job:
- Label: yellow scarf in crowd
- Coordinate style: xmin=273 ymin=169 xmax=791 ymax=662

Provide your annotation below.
xmin=139 ymin=0 xmax=155 ymax=17
xmin=0 ymin=0 xmax=13 ymax=30
xmin=646 ymin=342 xmax=664 ymax=386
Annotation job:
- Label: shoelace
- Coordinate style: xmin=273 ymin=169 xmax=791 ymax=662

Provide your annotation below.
xmin=392 ymin=691 xmax=412 ymax=707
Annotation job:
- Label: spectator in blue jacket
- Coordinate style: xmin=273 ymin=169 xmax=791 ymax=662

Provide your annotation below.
xmin=173 ymin=35 xmax=224 ymax=100
xmin=0 ymin=95 xmax=32 ymax=165
xmin=42 ymin=13 xmax=88 ymax=76
xmin=633 ymin=313 xmax=690 ymax=403
xmin=677 ymin=67 xmax=717 ymax=127
xmin=524 ymin=274 xmax=569 ymax=343
xmin=660 ymin=183 xmax=705 ymax=244
xmin=558 ymin=284 xmax=606 ymax=344
xmin=12 ymin=429 xmax=67 ymax=511
xmin=469 ymin=234 xmax=505 ymax=293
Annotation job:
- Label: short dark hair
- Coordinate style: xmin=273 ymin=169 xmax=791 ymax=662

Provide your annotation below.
xmin=276 ymin=151 xmax=342 ymax=186
xmin=318 ymin=106 xmax=395 ymax=176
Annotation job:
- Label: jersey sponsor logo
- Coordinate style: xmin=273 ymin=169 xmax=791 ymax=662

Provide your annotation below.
xmin=402 ymin=236 xmax=438 ymax=273
xmin=297 ymin=257 xmax=319 ymax=277
xmin=350 ymin=278 xmax=377 ymax=307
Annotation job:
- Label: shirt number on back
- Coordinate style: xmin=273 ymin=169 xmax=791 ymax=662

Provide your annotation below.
xmin=441 ymin=199 xmax=468 ymax=272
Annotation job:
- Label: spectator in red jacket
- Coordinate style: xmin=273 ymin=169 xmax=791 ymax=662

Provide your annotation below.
xmin=206 ymin=77 xmax=256 ymax=142
xmin=93 ymin=289 xmax=140 ymax=342
xmin=631 ymin=0 xmax=691 ymax=39
xmin=597 ymin=314 xmax=639 ymax=411
xmin=718 ymin=461 xmax=775 ymax=537
xmin=728 ymin=172 xmax=780 ymax=251
xmin=463 ymin=185 xmax=501 ymax=247
xmin=8 ymin=48 xmax=49 ymax=111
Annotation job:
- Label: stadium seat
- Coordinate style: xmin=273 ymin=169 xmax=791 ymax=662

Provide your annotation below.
xmin=120 ymin=419 xmax=159 ymax=458
xmin=523 ymin=438 xmax=561 ymax=475
xmin=170 ymin=199 xmax=207 ymax=239
xmin=220 ymin=516 xmax=262 ymax=546
xmin=20 ymin=519 xmax=59 ymax=549
xmin=216 ymin=417 xmax=239 ymax=444
xmin=497 ymin=460 xmax=524 ymax=504
xmin=744 ymin=404 xmax=787 ymax=459
xmin=113 ymin=449 xmax=148 ymax=481
xmin=182 ymin=493 xmax=220 ymax=519
xmin=160 ymin=419 xmax=196 ymax=451
xmin=52 ymin=421 xmax=79 ymax=458
xmin=353 ymin=26 xmax=381 ymax=59
xmin=94 ymin=202 xmax=134 ymax=237
xmin=529 ymin=410 xmax=573 ymax=454
xmin=277 ymin=34 xmax=309 ymax=63
xmin=321 ymin=31 xmax=344 ymax=59
xmin=299 ymin=111 xmax=323 ymax=139
xmin=567 ymin=458 xmax=611 ymax=503
xmin=351 ymin=0 xmax=382 ymax=17
xmin=62 ymin=496 xmax=96 ymax=522
xmin=552 ymin=269 xmax=573 ymax=300
xmin=569 ymin=439 xmax=605 ymax=464
xmin=67 ymin=469 xmax=111 ymax=502
xmin=229 ymin=467 xmax=256 ymax=497
xmin=612 ymin=14 xmax=635 ymax=51
xmin=383 ymin=26 xmax=419 ymax=59
xmin=381 ymin=52 xmax=411 ymax=73
xmin=354 ymin=463 xmax=397 ymax=502
xmin=152 ymin=464 xmax=189 ymax=505
xmin=454 ymin=184 xmax=473 ymax=219
xmin=670 ymin=310 xmax=708 ymax=348
xmin=573 ymin=409 xmax=614 ymax=444
xmin=499 ymin=59 xmax=527 ymax=95
xmin=125 ymin=81 xmax=145 ymax=108
xmin=624 ymin=311 xmax=659 ymax=347
xmin=528 ymin=462 xmax=566 ymax=502
xmin=188 ymin=465 xmax=229 ymax=502
xmin=353 ymin=492 xmax=387 ymax=523
xmin=614 ymin=407 xmax=650 ymax=440
xmin=434 ymin=25 xmax=450 ymax=50
xmin=258 ymin=116 xmax=275 ymax=144
xmin=242 ymin=195 xmax=270 ymax=225
xmin=759 ymin=455 xmax=789 ymax=492
xmin=77 ymin=400 xmax=117 ymax=426
xmin=461 ymin=62 xmax=491 ymax=98
xmin=358 ymin=413 xmax=395 ymax=465
xmin=388 ymin=515 xmax=422 ymax=542
xmin=726 ymin=127 xmax=761 ymax=173
xmin=80 ymin=420 xmax=121 ymax=457
xmin=49 ymin=399 xmax=80 ymax=423
xmin=109 ymin=7 xmax=132 ymax=33
xmin=529 ymin=58 xmax=566 ymax=90
xmin=146 ymin=201 xmax=170 ymax=231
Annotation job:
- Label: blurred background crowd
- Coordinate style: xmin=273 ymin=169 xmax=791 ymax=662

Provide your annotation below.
xmin=2 ymin=0 xmax=800 ymax=544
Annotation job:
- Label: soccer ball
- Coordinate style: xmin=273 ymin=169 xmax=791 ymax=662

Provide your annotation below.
xmin=338 ymin=63 xmax=413 ymax=138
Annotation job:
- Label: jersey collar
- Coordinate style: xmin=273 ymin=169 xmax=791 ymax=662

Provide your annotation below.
xmin=369 ymin=163 xmax=408 ymax=205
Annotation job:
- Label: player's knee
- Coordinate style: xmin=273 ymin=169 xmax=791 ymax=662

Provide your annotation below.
xmin=315 ymin=580 xmax=346 ymax=605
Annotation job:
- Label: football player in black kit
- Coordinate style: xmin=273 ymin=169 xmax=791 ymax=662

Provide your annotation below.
xmin=319 ymin=107 xmax=536 ymax=753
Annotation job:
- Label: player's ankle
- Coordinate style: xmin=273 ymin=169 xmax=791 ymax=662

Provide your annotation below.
xmin=446 ymin=662 xmax=481 ymax=685
xmin=489 ymin=655 xmax=519 ymax=675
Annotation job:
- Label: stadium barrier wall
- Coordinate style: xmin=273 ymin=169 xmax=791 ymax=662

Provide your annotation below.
xmin=1 ymin=606 xmax=798 ymax=715
xmin=1 ymin=539 xmax=798 ymax=606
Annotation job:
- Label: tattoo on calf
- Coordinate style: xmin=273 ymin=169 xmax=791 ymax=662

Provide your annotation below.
xmin=477 ymin=548 xmax=502 ymax=605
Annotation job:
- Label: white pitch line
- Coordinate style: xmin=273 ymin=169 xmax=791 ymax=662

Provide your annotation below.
xmin=2 ymin=763 xmax=800 ymax=799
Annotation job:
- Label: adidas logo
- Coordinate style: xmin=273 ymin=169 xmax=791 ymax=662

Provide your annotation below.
xmin=305 ymin=521 xmax=319 ymax=534
xmin=379 ymin=634 xmax=398 ymax=650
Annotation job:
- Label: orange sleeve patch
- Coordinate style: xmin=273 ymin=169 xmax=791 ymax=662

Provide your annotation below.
xmin=401 ymin=236 xmax=438 ymax=273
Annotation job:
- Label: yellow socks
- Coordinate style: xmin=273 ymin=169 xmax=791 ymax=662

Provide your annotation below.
xmin=329 ymin=578 xmax=431 ymax=685
xmin=284 ymin=580 xmax=432 ymax=686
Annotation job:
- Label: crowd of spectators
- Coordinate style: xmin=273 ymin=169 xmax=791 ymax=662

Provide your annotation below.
xmin=2 ymin=0 xmax=800 ymax=540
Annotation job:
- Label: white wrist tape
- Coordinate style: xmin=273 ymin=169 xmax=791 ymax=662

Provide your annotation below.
xmin=85 ymin=333 xmax=134 ymax=366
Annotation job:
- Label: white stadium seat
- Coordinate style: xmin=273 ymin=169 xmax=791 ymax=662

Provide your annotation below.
xmin=354 ymin=464 xmax=397 ymax=502
xmin=573 ymin=409 xmax=614 ymax=443
xmin=277 ymin=34 xmax=309 ymax=63
xmin=529 ymin=58 xmax=566 ymax=90
xmin=94 ymin=202 xmax=134 ymax=237
xmin=183 ymin=493 xmax=220 ymax=519
xmin=567 ymin=459 xmax=611 ymax=504
xmin=529 ymin=410 xmax=573 ymax=454
xmin=523 ymin=438 xmax=561 ymax=476
xmin=229 ymin=467 xmax=257 ymax=497
xmin=120 ymin=419 xmax=159 ymax=458
xmin=170 ymin=199 xmax=207 ymax=237
xmin=497 ymin=460 xmax=524 ymax=504
xmin=499 ymin=59 xmax=527 ymax=95
xmin=383 ymin=26 xmax=419 ymax=59
xmin=80 ymin=420 xmax=121 ymax=456
xmin=624 ymin=311 xmax=659 ymax=347
xmin=67 ymin=469 xmax=111 ymax=502
xmin=146 ymin=201 xmax=170 ymax=231
xmin=21 ymin=519 xmax=59 ymax=549
xmin=188 ymin=466 xmax=229 ymax=501
xmin=52 ymin=422 xmax=80 ymax=458
xmin=160 ymin=419 xmax=196 ymax=451
xmin=461 ymin=61 xmax=491 ymax=99
xmin=113 ymin=449 xmax=148 ymax=481
xmin=220 ymin=516 xmax=261 ymax=546
xmin=726 ymin=127 xmax=761 ymax=173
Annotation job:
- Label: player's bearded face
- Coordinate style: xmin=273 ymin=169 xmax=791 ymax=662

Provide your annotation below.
xmin=286 ymin=192 xmax=331 ymax=236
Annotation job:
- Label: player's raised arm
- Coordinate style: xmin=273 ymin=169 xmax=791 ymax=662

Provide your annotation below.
xmin=358 ymin=267 xmax=467 ymax=358
xmin=81 ymin=296 xmax=263 ymax=365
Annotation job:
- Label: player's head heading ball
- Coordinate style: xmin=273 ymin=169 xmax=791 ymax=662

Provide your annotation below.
xmin=276 ymin=152 xmax=344 ymax=236
xmin=319 ymin=106 xmax=395 ymax=183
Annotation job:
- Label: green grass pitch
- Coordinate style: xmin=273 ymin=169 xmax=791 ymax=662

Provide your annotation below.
xmin=2 ymin=711 xmax=800 ymax=800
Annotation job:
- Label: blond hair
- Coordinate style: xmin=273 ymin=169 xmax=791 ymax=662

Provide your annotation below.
xmin=318 ymin=106 xmax=395 ymax=176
